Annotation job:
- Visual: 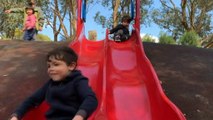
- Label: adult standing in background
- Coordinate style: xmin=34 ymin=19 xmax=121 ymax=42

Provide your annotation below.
xmin=5 ymin=1 xmax=45 ymax=40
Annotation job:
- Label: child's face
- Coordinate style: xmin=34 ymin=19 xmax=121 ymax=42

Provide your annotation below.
xmin=26 ymin=9 xmax=33 ymax=15
xmin=122 ymin=21 xmax=130 ymax=27
xmin=47 ymin=58 xmax=75 ymax=81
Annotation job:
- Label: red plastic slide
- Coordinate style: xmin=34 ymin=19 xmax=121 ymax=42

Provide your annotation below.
xmin=70 ymin=29 xmax=186 ymax=120
xmin=22 ymin=0 xmax=186 ymax=119
xmin=22 ymin=29 xmax=186 ymax=120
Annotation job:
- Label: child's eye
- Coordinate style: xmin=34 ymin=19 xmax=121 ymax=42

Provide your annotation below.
xmin=53 ymin=63 xmax=59 ymax=66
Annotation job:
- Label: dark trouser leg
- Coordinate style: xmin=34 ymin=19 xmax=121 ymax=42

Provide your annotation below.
xmin=28 ymin=29 xmax=36 ymax=41
xmin=23 ymin=30 xmax=30 ymax=41
xmin=23 ymin=29 xmax=36 ymax=41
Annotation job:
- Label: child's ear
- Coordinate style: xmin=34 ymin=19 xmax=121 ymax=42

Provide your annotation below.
xmin=68 ymin=62 xmax=76 ymax=71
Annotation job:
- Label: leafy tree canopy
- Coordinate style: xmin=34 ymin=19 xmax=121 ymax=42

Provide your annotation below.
xmin=94 ymin=0 xmax=153 ymax=28
xmin=152 ymin=0 xmax=213 ymax=40
xmin=159 ymin=32 xmax=176 ymax=44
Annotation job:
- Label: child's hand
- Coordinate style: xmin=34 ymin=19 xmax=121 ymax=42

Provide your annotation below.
xmin=10 ymin=116 xmax=18 ymax=120
xmin=72 ymin=115 xmax=84 ymax=120
xmin=5 ymin=10 xmax=11 ymax=14
xmin=38 ymin=26 xmax=43 ymax=31
xmin=27 ymin=27 xmax=32 ymax=30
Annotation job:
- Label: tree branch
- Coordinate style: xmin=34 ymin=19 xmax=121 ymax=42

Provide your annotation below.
xmin=181 ymin=0 xmax=189 ymax=30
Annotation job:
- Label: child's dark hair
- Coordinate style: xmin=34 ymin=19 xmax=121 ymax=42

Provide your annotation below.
xmin=121 ymin=15 xmax=131 ymax=23
xmin=46 ymin=46 xmax=78 ymax=68
xmin=25 ymin=7 xmax=35 ymax=14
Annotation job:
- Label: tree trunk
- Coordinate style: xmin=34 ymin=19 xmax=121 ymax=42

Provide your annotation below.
xmin=69 ymin=0 xmax=77 ymax=40
xmin=53 ymin=0 xmax=58 ymax=42
xmin=113 ymin=0 xmax=121 ymax=27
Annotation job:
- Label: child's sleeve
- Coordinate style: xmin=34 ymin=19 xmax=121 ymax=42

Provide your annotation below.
xmin=109 ymin=24 xmax=124 ymax=34
xmin=9 ymin=7 xmax=24 ymax=13
xmin=75 ymin=78 xmax=98 ymax=118
xmin=11 ymin=81 xmax=50 ymax=120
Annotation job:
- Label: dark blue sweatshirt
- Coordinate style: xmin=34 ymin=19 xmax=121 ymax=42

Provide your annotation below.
xmin=109 ymin=24 xmax=129 ymax=35
xmin=14 ymin=70 xmax=98 ymax=120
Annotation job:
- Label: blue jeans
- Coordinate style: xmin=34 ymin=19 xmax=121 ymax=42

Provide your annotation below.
xmin=23 ymin=28 xmax=36 ymax=41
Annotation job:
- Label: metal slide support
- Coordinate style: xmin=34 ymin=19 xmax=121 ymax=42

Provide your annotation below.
xmin=82 ymin=0 xmax=86 ymax=22
xmin=130 ymin=0 xmax=135 ymax=21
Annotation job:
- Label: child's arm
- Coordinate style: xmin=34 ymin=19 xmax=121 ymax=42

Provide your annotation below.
xmin=75 ymin=78 xmax=98 ymax=119
xmin=5 ymin=8 xmax=24 ymax=13
xmin=9 ymin=81 xmax=50 ymax=120
xmin=72 ymin=115 xmax=84 ymax=120
xmin=109 ymin=24 xmax=123 ymax=34
xmin=22 ymin=26 xmax=26 ymax=31
xmin=9 ymin=115 xmax=18 ymax=120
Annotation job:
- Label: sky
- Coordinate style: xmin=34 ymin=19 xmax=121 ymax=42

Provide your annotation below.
xmin=40 ymin=0 xmax=171 ymax=41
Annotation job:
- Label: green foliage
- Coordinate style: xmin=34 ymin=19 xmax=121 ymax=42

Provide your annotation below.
xmin=152 ymin=8 xmax=182 ymax=40
xmin=151 ymin=0 xmax=213 ymax=40
xmin=93 ymin=0 xmax=153 ymax=28
xmin=14 ymin=28 xmax=23 ymax=39
xmin=0 ymin=34 xmax=9 ymax=40
xmin=179 ymin=31 xmax=201 ymax=47
xmin=94 ymin=12 xmax=107 ymax=27
xmin=36 ymin=34 xmax=52 ymax=41
xmin=201 ymin=34 xmax=213 ymax=48
xmin=0 ymin=0 xmax=26 ymax=38
xmin=0 ymin=0 xmax=50 ymax=40
xmin=140 ymin=0 xmax=153 ymax=26
xmin=142 ymin=34 xmax=155 ymax=42
xmin=159 ymin=33 xmax=176 ymax=44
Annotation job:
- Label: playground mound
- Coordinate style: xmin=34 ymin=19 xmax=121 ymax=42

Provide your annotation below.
xmin=0 ymin=40 xmax=212 ymax=120
xmin=143 ymin=42 xmax=213 ymax=120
